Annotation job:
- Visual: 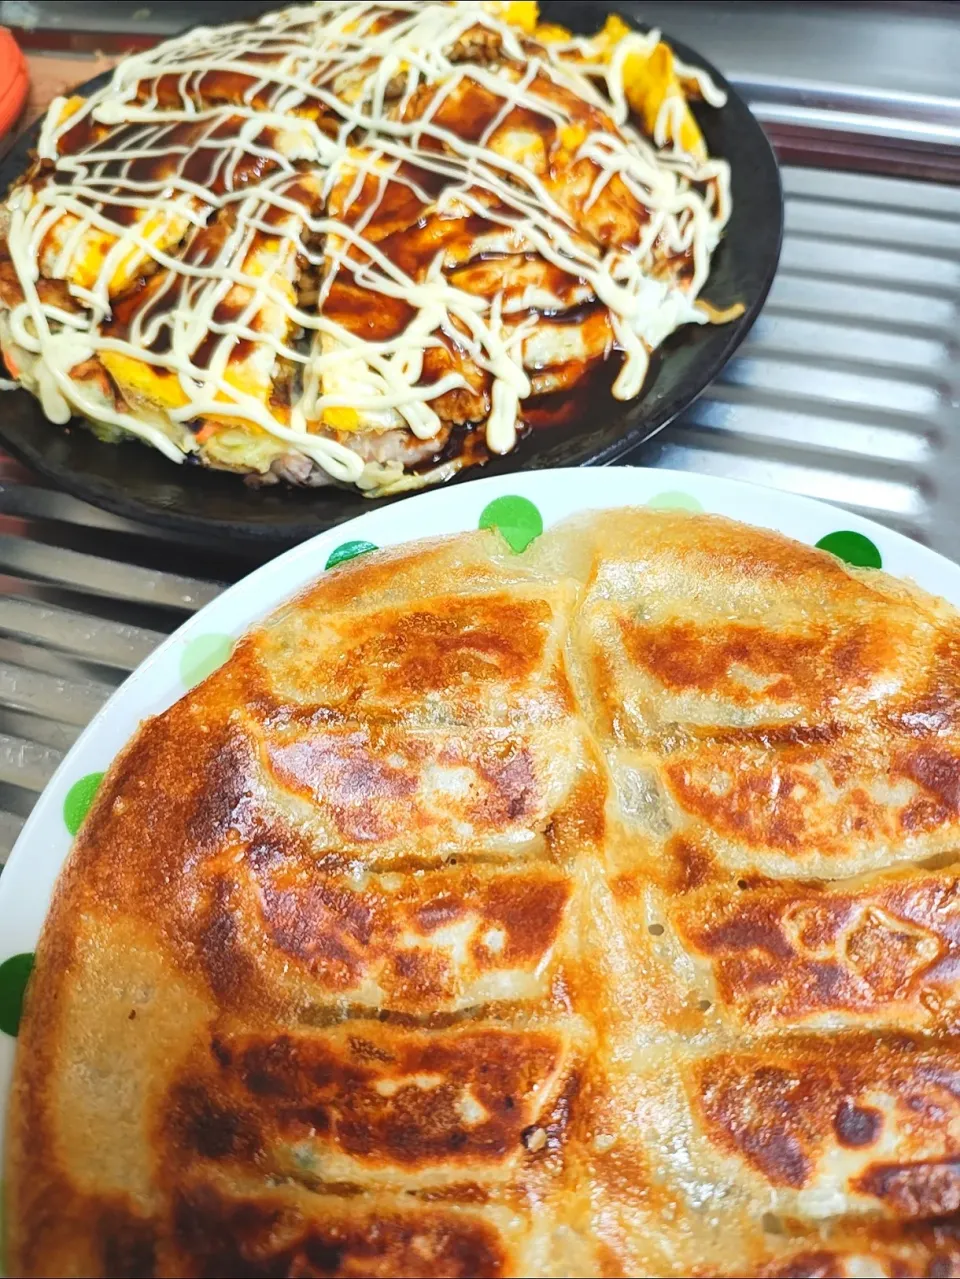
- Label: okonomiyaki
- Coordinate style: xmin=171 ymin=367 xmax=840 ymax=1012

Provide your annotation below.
xmin=0 ymin=2 xmax=737 ymax=493
xmin=10 ymin=508 xmax=960 ymax=1277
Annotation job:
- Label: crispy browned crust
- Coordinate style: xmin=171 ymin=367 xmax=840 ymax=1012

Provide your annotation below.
xmin=10 ymin=508 xmax=960 ymax=1278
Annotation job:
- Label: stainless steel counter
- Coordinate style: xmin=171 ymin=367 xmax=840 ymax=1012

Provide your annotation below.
xmin=0 ymin=2 xmax=958 ymax=861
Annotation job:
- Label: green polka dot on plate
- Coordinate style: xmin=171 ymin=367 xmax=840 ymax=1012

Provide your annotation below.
xmin=816 ymin=530 xmax=882 ymax=570
xmin=325 ymin=540 xmax=378 ymax=570
xmin=478 ymin=495 xmax=543 ymax=553
xmin=647 ymin=490 xmax=704 ymax=513
xmin=0 ymin=952 xmax=34 ymax=1037
xmin=63 ymin=771 xmax=105 ymax=837
xmin=180 ymin=633 xmax=234 ymax=690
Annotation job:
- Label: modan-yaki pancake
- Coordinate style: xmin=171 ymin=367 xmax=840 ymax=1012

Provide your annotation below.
xmin=9 ymin=506 xmax=960 ymax=1277
xmin=0 ymin=2 xmax=736 ymax=494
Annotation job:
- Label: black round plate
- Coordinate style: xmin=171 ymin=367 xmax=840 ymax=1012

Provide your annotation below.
xmin=0 ymin=6 xmax=782 ymax=549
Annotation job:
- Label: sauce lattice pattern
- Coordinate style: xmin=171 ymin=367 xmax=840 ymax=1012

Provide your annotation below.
xmin=0 ymin=2 xmax=732 ymax=491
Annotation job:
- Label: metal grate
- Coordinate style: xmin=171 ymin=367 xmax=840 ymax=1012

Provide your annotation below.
xmin=0 ymin=464 xmax=237 ymax=865
xmin=638 ymin=166 xmax=960 ymax=552
xmin=0 ymin=161 xmax=958 ymax=863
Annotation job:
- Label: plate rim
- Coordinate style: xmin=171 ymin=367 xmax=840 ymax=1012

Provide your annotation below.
xmin=0 ymin=14 xmax=783 ymax=545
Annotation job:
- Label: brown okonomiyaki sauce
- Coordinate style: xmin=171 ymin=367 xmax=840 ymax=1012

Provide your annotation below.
xmin=523 ymin=351 xmax=627 ymax=432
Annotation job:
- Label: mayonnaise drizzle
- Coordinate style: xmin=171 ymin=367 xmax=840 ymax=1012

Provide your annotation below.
xmin=2 ymin=0 xmax=732 ymax=484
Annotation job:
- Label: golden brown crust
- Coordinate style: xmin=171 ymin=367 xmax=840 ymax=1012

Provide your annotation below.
xmin=10 ymin=508 xmax=960 ymax=1277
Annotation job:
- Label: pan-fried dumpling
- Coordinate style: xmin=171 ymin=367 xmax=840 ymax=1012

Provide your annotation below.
xmin=9 ymin=508 xmax=960 ymax=1277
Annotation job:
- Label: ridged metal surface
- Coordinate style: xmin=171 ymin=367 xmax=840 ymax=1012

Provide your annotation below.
xmin=0 ymin=458 xmax=234 ymax=865
xmin=636 ymin=166 xmax=960 ymax=551
xmin=0 ymin=163 xmax=958 ymax=864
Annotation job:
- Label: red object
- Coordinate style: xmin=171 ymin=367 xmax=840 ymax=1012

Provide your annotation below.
xmin=0 ymin=28 xmax=29 ymax=142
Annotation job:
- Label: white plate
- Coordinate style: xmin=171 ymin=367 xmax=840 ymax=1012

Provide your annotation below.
xmin=2 ymin=465 xmax=960 ymax=1267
